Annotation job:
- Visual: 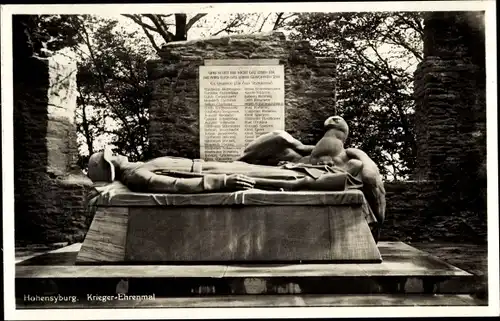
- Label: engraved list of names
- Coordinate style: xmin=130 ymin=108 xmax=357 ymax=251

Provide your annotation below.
xmin=199 ymin=64 xmax=285 ymax=161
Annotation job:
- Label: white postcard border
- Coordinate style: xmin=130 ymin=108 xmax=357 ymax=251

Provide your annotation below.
xmin=2 ymin=1 xmax=498 ymax=319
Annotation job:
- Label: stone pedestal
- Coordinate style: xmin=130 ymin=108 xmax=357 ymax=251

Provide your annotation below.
xmin=76 ymin=188 xmax=381 ymax=264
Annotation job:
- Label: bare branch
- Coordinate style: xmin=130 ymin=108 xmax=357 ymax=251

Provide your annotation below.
xmin=186 ymin=13 xmax=208 ymax=32
xmin=273 ymin=13 xmax=296 ymax=30
xmin=258 ymin=13 xmax=272 ymax=32
xmin=144 ymin=14 xmax=175 ymax=43
xmin=77 ymin=23 xmax=136 ymax=144
xmin=121 ymin=14 xmax=158 ymax=33
xmin=373 ymin=16 xmax=423 ymax=61
xmin=364 ymin=39 xmax=417 ymax=156
xmin=76 ymin=86 xmax=94 ymax=155
xmin=272 ymin=12 xmax=285 ymax=30
xmin=156 ymin=15 xmax=173 ymax=37
xmin=211 ymin=28 xmax=225 ymax=37
xmin=73 ymin=45 xmax=91 ymax=60
xmin=211 ymin=14 xmax=246 ymax=36
xmin=395 ymin=12 xmax=424 ymax=37
xmin=141 ymin=25 xmax=161 ymax=52
xmin=156 ymin=14 xmax=173 ymax=19
xmin=122 ymin=14 xmax=165 ymax=50
xmin=281 ymin=13 xmax=297 ymax=21
xmin=373 ymin=27 xmax=423 ymax=61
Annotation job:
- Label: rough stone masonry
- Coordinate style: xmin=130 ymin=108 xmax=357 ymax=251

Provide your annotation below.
xmin=147 ymin=32 xmax=337 ymax=159
xmin=414 ymin=11 xmax=486 ymax=182
xmin=13 ymin=46 xmax=93 ymax=244
xmin=383 ymin=11 xmax=487 ymax=243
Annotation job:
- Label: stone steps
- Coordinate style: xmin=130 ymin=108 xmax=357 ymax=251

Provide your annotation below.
xmin=16 ymin=274 xmax=481 ymax=297
xmin=15 ymin=241 xmax=481 ymax=302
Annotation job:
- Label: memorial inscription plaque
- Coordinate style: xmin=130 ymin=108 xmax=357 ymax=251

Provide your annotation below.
xmin=199 ymin=60 xmax=285 ymax=161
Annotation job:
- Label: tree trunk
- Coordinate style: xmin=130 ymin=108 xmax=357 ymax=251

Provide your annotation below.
xmin=174 ymin=14 xmax=188 ymax=41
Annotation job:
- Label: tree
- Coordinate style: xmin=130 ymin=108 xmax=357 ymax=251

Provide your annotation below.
xmin=122 ymin=13 xmax=296 ymax=51
xmin=286 ymin=12 xmax=424 ymax=180
xmin=121 ymin=13 xmax=208 ymax=51
xmin=12 ymin=14 xmax=83 ymax=59
xmin=73 ymin=16 xmax=154 ymax=167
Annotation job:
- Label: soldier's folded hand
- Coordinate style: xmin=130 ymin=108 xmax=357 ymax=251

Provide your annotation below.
xmin=226 ymin=174 xmax=255 ymax=190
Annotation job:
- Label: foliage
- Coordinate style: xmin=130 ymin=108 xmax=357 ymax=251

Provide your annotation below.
xmin=12 ymin=15 xmax=82 ymax=58
xmin=286 ymin=12 xmax=424 ymax=180
xmin=73 ymin=16 xmax=155 ymax=167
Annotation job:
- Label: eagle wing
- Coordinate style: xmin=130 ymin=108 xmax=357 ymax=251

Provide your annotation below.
xmin=345 ymin=148 xmax=386 ymax=225
xmin=237 ymin=130 xmax=313 ymax=166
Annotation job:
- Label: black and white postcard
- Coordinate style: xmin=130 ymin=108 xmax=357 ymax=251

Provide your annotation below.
xmin=2 ymin=1 xmax=498 ymax=319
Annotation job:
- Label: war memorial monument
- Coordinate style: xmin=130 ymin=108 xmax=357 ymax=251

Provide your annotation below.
xmin=13 ymin=11 xmax=488 ymax=308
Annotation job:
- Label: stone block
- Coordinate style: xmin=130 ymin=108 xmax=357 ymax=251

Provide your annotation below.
xmin=123 ymin=202 xmax=380 ymax=263
xmin=75 ymin=187 xmax=381 ymax=264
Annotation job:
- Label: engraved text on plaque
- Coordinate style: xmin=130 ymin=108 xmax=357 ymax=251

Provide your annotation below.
xmin=199 ymin=63 xmax=285 ymax=161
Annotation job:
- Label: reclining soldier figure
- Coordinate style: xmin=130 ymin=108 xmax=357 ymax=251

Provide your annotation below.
xmin=87 ymin=116 xmax=385 ymax=227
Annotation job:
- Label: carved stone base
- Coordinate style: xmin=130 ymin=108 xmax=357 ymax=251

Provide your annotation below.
xmin=125 ymin=205 xmax=381 ymax=263
xmin=76 ymin=207 xmax=128 ymax=264
xmin=76 ymin=189 xmax=381 ymax=264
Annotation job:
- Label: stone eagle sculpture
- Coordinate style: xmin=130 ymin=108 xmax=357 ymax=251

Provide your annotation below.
xmin=238 ymin=116 xmax=386 ymax=229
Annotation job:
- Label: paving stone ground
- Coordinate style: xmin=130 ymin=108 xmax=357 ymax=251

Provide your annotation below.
xmin=14 ymin=242 xmax=490 ymax=306
xmin=15 ymin=242 xmax=488 ymax=277
xmin=411 ymin=242 xmax=488 ymax=301
xmin=410 ymin=243 xmax=487 ymax=276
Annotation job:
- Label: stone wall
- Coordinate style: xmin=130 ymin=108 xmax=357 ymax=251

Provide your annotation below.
xmin=14 ymin=50 xmax=93 ymax=245
xmin=382 ymin=181 xmax=486 ymax=243
xmin=413 ymin=12 xmax=486 ymax=223
xmin=414 ymin=12 xmax=486 ymax=182
xmin=147 ymin=32 xmax=336 ymax=159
